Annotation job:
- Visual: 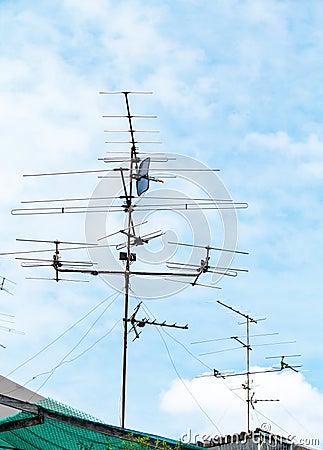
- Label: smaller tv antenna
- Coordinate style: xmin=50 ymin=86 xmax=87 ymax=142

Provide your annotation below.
xmin=216 ymin=300 xmax=258 ymax=434
xmin=127 ymin=303 xmax=188 ymax=341
xmin=195 ymin=300 xmax=301 ymax=434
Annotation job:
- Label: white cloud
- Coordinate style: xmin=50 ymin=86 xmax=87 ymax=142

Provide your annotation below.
xmin=300 ymin=161 xmax=323 ymax=179
xmin=160 ymin=369 xmax=323 ymax=446
xmin=243 ymin=131 xmax=323 ymax=159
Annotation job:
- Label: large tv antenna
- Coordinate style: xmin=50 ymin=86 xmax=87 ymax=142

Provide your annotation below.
xmin=10 ymin=91 xmax=249 ymax=429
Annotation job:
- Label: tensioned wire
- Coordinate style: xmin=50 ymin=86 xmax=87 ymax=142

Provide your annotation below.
xmin=3 ymin=290 xmax=122 ymax=397
xmin=29 ymin=292 xmax=122 ymax=398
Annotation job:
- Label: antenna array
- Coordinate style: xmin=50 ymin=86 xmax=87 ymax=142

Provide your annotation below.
xmin=8 ymin=91 xmax=249 ymax=429
xmin=195 ymin=300 xmax=301 ymax=433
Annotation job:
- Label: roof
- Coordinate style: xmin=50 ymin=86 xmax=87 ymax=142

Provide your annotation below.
xmin=0 ymin=394 xmax=199 ymax=450
xmin=0 ymin=375 xmax=44 ymax=419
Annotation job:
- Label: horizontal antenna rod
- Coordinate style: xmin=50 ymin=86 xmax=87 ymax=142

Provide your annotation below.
xmin=105 ymin=141 xmax=162 ymax=144
xmin=26 ymin=277 xmax=89 ymax=283
xmin=21 ymin=196 xmax=236 ymax=205
xmin=127 ymin=318 xmax=188 ymax=330
xmin=99 ymin=91 xmax=153 ymax=95
xmin=199 ymin=341 xmax=296 ymax=356
xmin=104 ymin=130 xmax=160 ymax=133
xmin=0 ymin=243 xmax=115 ymax=256
xmin=168 ymin=242 xmax=249 ymax=255
xmin=102 ymin=115 xmax=157 ymax=118
xmin=54 ymin=268 xmax=200 ymax=277
xmin=16 ymin=238 xmax=97 ymax=246
xmin=191 ymin=332 xmax=279 ymax=345
xmin=265 ymin=354 xmax=301 ymax=359
xmin=163 ymin=278 xmax=222 ymax=289
xmin=23 ymin=169 xmax=113 ymax=177
xmin=166 ymin=261 xmax=248 ymax=272
xmin=212 ymin=367 xmax=286 ymax=378
xmin=12 ymin=203 xmax=248 ymax=215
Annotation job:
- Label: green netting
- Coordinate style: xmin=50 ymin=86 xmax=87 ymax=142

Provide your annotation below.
xmin=38 ymin=398 xmax=106 ymax=423
xmin=0 ymin=398 xmax=199 ymax=450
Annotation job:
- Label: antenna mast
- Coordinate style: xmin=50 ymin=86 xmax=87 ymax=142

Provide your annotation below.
xmin=217 ymin=300 xmax=256 ymax=433
xmin=121 ymin=92 xmax=136 ymax=429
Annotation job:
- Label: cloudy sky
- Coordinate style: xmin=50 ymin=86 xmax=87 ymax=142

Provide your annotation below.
xmin=1 ymin=0 xmax=323 ymax=447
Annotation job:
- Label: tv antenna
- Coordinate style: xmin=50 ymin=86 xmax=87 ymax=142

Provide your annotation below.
xmin=216 ymin=300 xmax=259 ymax=433
xmin=11 ymin=91 xmax=248 ymax=429
xmin=195 ymin=300 xmax=301 ymax=433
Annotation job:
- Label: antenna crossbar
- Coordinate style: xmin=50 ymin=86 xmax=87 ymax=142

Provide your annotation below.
xmin=99 ymin=91 xmax=153 ymax=95
xmin=231 ymin=336 xmax=251 ymax=350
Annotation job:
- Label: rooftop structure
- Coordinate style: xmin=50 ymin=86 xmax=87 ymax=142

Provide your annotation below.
xmin=0 ymin=391 xmax=199 ymax=450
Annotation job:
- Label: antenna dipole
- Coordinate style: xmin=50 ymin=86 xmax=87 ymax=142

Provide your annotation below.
xmin=120 ymin=91 xmax=137 ymax=429
xmin=0 ymin=276 xmax=16 ymax=295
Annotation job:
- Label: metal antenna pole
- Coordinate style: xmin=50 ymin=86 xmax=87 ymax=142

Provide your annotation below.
xmin=120 ymin=92 xmax=137 ymax=429
xmin=54 ymin=241 xmax=60 ymax=282
xmin=246 ymin=315 xmax=251 ymax=434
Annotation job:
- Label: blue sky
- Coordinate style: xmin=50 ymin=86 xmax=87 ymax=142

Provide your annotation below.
xmin=1 ymin=0 xmax=323 ymax=446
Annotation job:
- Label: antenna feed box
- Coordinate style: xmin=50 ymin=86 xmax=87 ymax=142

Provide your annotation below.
xmin=119 ymin=252 xmax=136 ymax=262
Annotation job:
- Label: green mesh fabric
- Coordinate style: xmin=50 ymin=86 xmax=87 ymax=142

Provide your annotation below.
xmin=37 ymin=398 xmax=106 ymax=423
xmin=0 ymin=398 xmax=199 ymax=450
